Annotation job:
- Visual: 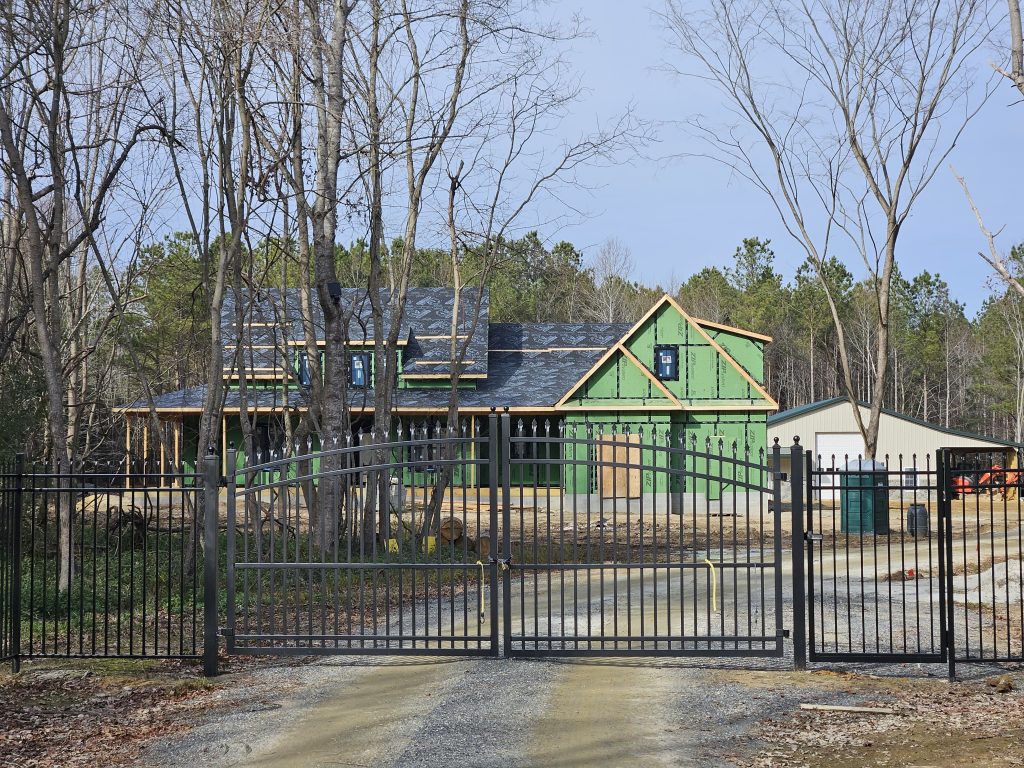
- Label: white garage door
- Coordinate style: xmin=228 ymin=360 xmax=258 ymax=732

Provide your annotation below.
xmin=815 ymin=432 xmax=866 ymax=500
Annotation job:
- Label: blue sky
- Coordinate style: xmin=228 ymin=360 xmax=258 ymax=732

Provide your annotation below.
xmin=539 ymin=3 xmax=1024 ymax=316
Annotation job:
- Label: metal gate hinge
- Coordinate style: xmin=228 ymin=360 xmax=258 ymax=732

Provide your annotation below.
xmin=220 ymin=628 xmax=235 ymax=638
xmin=780 ymin=629 xmax=791 ymax=638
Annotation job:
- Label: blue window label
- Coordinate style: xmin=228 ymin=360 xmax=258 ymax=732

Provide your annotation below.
xmin=350 ymin=353 xmax=369 ymax=387
xmin=655 ymin=345 xmax=678 ymax=380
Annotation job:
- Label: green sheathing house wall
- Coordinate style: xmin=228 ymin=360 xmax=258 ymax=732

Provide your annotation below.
xmin=561 ymin=349 xmax=677 ymax=408
xmin=187 ymin=296 xmax=771 ymax=496
xmin=560 ymin=299 xmax=772 ymax=499
xmin=562 ymin=411 xmax=673 ymax=496
xmin=560 ymin=411 xmax=766 ymax=500
xmin=620 ymin=302 xmax=766 ymax=407
xmin=700 ymin=329 xmax=764 ymax=384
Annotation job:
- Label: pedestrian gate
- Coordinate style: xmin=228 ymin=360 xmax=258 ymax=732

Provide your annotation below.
xmin=804 ymin=446 xmax=1024 ymax=678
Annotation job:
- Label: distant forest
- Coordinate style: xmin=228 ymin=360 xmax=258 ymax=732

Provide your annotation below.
xmin=4 ymin=0 xmax=1024 ymax=472
xmin=5 ymin=229 xmax=1019 ymax=465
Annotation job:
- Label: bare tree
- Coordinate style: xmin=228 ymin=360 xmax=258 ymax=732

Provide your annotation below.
xmin=418 ymin=36 xmax=644 ymax=535
xmin=953 ymin=169 xmax=1024 ymax=298
xmin=581 ymin=238 xmax=644 ymax=323
xmin=663 ymin=0 xmax=995 ymax=457
xmin=0 ymin=0 xmax=160 ymax=589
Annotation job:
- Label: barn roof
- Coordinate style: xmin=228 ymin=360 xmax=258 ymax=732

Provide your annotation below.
xmin=769 ymin=397 xmax=1022 ymax=449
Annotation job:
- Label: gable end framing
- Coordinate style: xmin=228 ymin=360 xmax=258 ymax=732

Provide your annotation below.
xmin=555 ymin=294 xmax=779 ymax=410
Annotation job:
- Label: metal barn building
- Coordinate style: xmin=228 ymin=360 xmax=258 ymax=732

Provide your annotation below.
xmin=768 ymin=397 xmax=1020 ymax=478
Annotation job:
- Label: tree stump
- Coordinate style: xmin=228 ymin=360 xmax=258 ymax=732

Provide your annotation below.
xmin=439 ymin=516 xmax=464 ymax=544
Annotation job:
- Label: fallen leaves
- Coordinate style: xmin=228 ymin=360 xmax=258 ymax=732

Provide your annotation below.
xmin=0 ymin=660 xmax=219 ymax=768
xmin=739 ymin=673 xmax=1024 ymax=768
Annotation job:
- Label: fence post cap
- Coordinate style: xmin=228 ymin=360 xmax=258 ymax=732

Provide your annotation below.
xmin=792 ymin=436 xmax=801 ymax=445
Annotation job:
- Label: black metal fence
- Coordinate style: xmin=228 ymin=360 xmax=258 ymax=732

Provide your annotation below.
xmin=0 ymin=456 xmax=21 ymax=667
xmin=806 ymin=452 xmax=945 ymax=663
xmin=225 ymin=422 xmax=497 ymax=656
xmin=218 ymin=413 xmax=791 ymax=659
xmin=0 ymin=426 xmax=1020 ymax=680
xmin=942 ymin=448 xmax=1024 ymax=677
xmin=806 ymin=447 xmax=1024 ymax=676
xmin=0 ymin=457 xmax=204 ymax=666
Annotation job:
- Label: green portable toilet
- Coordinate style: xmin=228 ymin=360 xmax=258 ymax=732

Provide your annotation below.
xmin=839 ymin=459 xmax=889 ymax=534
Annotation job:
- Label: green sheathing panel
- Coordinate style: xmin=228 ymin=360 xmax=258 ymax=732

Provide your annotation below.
xmin=562 ymin=411 xmax=767 ymax=500
xmin=181 ymin=415 xmax=200 ymax=474
xmin=399 ymin=378 xmax=477 ymax=390
xmin=701 ymin=330 xmax=764 ymax=384
xmin=507 ymin=417 xmax=563 ymax=487
xmin=623 ymin=302 xmax=771 ymax=408
xmin=564 ymin=349 xmax=676 ymax=408
xmin=563 ymin=412 xmax=674 ymax=495
xmin=679 ymin=412 xmax=767 ymax=500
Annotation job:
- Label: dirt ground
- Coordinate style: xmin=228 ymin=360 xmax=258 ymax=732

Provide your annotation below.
xmin=737 ymin=669 xmax=1024 ymax=768
xmin=1 ymin=656 xmax=1022 ymax=767
xmin=0 ymin=658 xmax=219 ymax=767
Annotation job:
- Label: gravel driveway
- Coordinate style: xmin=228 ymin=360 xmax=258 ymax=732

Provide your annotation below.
xmin=137 ymin=559 xmax=839 ymax=768
xmin=137 ymin=528 xmax=1020 ymax=767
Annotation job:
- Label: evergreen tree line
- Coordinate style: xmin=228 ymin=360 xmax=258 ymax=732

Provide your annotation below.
xmin=6 ymin=230 xmax=1017 ymax=466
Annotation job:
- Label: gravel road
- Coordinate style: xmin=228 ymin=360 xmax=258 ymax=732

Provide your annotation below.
xmin=141 ymin=650 xmax=873 ymax=768
xmin=136 ymin=530 xmax=1018 ymax=768
xmin=138 ymin=561 xmax=845 ymax=768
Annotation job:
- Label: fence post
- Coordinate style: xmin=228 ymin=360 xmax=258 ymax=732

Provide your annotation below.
xmin=789 ymin=438 xmax=807 ymax=670
xmin=203 ymin=447 xmax=220 ymax=677
xmin=225 ymin=446 xmax=237 ymax=657
xmin=488 ymin=409 xmax=500 ymax=653
xmin=10 ymin=454 xmax=24 ymax=673
xmin=938 ymin=449 xmax=956 ymax=682
xmin=500 ymin=408 xmax=512 ymax=654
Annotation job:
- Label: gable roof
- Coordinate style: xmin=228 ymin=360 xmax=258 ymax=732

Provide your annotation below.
xmin=124 ymin=294 xmax=777 ymax=415
xmin=769 ymin=397 xmax=1022 ymax=449
xmin=223 ymin=287 xmax=491 ymax=377
xmin=555 ymin=294 xmax=778 ymax=411
xmin=692 ymin=317 xmax=773 ymax=343
xmin=122 ymin=322 xmax=622 ymax=412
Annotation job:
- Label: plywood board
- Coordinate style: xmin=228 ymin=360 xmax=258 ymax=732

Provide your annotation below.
xmin=598 ymin=433 xmax=641 ymax=499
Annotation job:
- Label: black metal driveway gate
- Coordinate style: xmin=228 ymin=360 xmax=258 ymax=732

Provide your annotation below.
xmin=224 ymin=421 xmax=499 ymax=656
xmin=805 ymin=452 xmax=947 ymax=664
xmin=502 ymin=414 xmax=786 ymax=657
xmin=223 ymin=411 xmax=790 ymax=660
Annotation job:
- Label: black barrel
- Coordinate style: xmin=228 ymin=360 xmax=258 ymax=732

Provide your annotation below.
xmin=906 ymin=504 xmax=929 ymax=537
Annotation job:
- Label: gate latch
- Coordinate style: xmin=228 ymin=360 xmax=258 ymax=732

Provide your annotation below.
xmin=490 ymin=556 xmax=513 ymax=571
xmin=805 ymin=533 xmax=824 ymax=542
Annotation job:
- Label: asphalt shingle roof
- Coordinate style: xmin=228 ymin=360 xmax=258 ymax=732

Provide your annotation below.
xmin=222 ymin=287 xmax=491 ymax=376
xmin=124 ymin=315 xmax=632 ymax=411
